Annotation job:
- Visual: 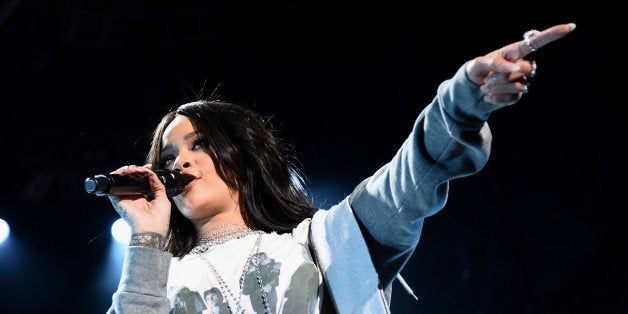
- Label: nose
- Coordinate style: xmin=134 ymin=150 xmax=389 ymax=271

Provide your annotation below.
xmin=172 ymin=156 xmax=191 ymax=171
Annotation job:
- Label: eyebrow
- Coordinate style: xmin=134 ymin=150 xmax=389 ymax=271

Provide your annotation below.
xmin=160 ymin=131 xmax=199 ymax=153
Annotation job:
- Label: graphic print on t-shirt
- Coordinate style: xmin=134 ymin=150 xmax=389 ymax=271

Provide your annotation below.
xmin=170 ymin=244 xmax=321 ymax=313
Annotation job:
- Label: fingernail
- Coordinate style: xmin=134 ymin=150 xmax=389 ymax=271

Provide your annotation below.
xmin=484 ymin=76 xmax=498 ymax=83
xmin=568 ymin=23 xmax=576 ymax=31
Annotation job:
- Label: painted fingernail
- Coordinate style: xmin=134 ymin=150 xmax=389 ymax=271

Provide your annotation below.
xmin=568 ymin=23 xmax=576 ymax=31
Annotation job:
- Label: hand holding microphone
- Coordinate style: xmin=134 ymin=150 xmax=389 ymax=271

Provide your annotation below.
xmin=85 ymin=165 xmax=184 ymax=238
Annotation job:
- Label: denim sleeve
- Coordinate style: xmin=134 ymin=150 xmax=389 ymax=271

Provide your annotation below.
xmin=350 ymin=62 xmax=510 ymax=288
xmin=106 ymin=246 xmax=172 ymax=314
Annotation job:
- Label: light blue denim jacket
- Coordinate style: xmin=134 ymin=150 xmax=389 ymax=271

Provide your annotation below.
xmin=108 ymin=62 xmax=510 ymax=313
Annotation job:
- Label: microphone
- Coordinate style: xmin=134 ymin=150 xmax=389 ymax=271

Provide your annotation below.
xmin=84 ymin=169 xmax=186 ymax=197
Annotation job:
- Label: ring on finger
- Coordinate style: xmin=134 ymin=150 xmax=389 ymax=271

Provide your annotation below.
xmin=523 ymin=29 xmax=540 ymax=53
xmin=529 ymin=60 xmax=537 ymax=78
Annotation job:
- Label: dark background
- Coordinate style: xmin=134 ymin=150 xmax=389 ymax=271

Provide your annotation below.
xmin=0 ymin=1 xmax=621 ymax=314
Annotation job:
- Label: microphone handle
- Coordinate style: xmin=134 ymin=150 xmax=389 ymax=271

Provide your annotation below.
xmin=84 ymin=169 xmax=185 ymax=197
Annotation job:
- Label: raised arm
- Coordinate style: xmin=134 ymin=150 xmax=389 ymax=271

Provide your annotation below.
xmin=349 ymin=23 xmax=576 ymax=288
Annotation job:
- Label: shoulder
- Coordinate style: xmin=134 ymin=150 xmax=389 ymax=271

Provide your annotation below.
xmin=290 ymin=217 xmax=313 ymax=244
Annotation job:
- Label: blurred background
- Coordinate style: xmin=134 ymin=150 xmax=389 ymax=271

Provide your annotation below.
xmin=1 ymin=1 xmax=621 ymax=314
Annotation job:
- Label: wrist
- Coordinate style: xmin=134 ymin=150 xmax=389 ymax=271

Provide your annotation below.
xmin=464 ymin=59 xmax=484 ymax=86
xmin=129 ymin=232 xmax=167 ymax=250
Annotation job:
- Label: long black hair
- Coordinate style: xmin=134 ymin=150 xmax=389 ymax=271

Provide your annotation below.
xmin=146 ymin=99 xmax=317 ymax=257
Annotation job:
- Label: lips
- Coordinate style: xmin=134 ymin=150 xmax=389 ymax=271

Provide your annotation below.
xmin=179 ymin=172 xmax=198 ymax=191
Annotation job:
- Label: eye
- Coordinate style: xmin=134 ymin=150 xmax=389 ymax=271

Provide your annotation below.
xmin=160 ymin=154 xmax=175 ymax=167
xmin=191 ymin=137 xmax=209 ymax=151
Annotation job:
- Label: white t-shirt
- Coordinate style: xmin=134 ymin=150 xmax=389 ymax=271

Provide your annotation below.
xmin=167 ymin=219 xmax=324 ymax=313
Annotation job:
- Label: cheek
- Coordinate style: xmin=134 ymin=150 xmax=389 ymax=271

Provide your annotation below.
xmin=200 ymin=159 xmax=233 ymax=192
xmin=200 ymin=157 xmax=220 ymax=177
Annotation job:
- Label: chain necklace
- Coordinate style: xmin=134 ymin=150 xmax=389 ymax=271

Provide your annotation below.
xmin=191 ymin=227 xmax=259 ymax=255
xmin=197 ymin=223 xmax=246 ymax=239
xmin=197 ymin=232 xmax=271 ymax=314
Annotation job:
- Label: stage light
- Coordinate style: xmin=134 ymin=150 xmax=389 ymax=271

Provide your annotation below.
xmin=111 ymin=218 xmax=131 ymax=245
xmin=0 ymin=218 xmax=9 ymax=245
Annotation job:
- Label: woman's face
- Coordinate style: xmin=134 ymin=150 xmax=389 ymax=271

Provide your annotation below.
xmin=160 ymin=115 xmax=240 ymax=224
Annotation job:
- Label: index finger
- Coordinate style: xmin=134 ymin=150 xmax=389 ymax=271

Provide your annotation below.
xmin=525 ymin=23 xmax=576 ymax=52
xmin=505 ymin=23 xmax=576 ymax=60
